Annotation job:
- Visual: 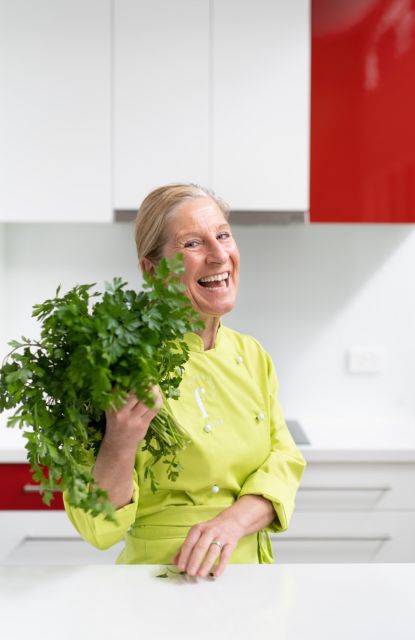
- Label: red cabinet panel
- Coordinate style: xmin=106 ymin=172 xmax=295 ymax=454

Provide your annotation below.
xmin=310 ymin=0 xmax=415 ymax=222
xmin=0 ymin=464 xmax=64 ymax=510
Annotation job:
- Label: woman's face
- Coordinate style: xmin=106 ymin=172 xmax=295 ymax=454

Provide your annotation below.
xmin=161 ymin=197 xmax=240 ymax=321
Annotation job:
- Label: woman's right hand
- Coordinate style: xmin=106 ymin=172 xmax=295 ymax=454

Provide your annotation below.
xmin=104 ymin=385 xmax=163 ymax=453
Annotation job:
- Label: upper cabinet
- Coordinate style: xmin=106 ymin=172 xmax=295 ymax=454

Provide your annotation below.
xmin=0 ymin=0 xmax=111 ymax=222
xmin=0 ymin=1 xmax=310 ymax=221
xmin=114 ymin=0 xmax=310 ymax=214
xmin=310 ymin=0 xmax=415 ymax=223
xmin=114 ymin=0 xmax=210 ymax=211
xmin=212 ymin=0 xmax=310 ymax=212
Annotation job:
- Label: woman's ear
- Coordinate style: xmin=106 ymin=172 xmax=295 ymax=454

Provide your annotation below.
xmin=140 ymin=257 xmax=156 ymax=276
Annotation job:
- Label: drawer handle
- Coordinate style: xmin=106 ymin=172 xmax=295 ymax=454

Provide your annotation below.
xmin=22 ymin=484 xmax=61 ymax=494
xmin=299 ymin=486 xmax=391 ymax=492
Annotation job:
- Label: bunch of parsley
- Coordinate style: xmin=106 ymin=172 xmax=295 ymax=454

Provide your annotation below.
xmin=0 ymin=255 xmax=203 ymax=521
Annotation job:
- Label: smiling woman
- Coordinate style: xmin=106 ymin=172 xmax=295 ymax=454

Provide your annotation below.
xmin=63 ymin=183 xmax=306 ymax=577
xmin=141 ymin=189 xmax=240 ymax=350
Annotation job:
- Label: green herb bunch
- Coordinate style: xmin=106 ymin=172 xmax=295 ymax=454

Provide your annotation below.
xmin=0 ymin=255 xmax=203 ymax=521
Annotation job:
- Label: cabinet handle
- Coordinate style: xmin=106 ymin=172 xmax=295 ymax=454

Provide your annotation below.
xmin=299 ymin=486 xmax=391 ymax=492
xmin=22 ymin=484 xmax=61 ymax=494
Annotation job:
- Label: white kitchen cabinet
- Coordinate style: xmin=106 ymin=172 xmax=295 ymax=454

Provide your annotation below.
xmin=273 ymin=510 xmax=415 ymax=563
xmin=0 ymin=0 xmax=111 ymax=222
xmin=212 ymin=0 xmax=310 ymax=211
xmin=0 ymin=512 xmax=122 ymax=564
xmin=114 ymin=0 xmax=210 ymax=210
xmin=272 ymin=459 xmax=415 ymax=563
xmin=114 ymin=0 xmax=310 ymax=213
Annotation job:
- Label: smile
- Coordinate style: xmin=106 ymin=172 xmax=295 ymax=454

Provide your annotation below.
xmin=197 ymin=271 xmax=230 ymax=288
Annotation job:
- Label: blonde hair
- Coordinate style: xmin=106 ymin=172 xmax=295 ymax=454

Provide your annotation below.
xmin=134 ymin=183 xmax=230 ymax=266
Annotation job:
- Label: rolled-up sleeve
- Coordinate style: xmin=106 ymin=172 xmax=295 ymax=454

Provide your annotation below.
xmin=63 ymin=469 xmax=139 ymax=549
xmin=237 ymin=352 xmax=306 ymax=532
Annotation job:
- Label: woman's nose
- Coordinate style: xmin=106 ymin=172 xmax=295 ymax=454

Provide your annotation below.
xmin=206 ymin=238 xmax=228 ymax=263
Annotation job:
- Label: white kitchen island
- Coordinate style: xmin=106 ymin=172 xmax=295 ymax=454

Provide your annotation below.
xmin=0 ymin=564 xmax=413 ymax=640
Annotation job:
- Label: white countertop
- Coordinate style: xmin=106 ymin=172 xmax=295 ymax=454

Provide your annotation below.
xmin=2 ymin=414 xmax=415 ymax=462
xmin=2 ymin=445 xmax=415 ymax=463
xmin=0 ymin=564 xmax=414 ymax=640
xmin=299 ymin=415 xmax=415 ymax=462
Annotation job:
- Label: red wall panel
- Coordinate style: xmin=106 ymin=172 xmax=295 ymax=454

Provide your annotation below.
xmin=310 ymin=0 xmax=415 ymax=222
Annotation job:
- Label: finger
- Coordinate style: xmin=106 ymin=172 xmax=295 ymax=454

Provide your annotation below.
xmin=197 ymin=542 xmax=223 ymax=578
xmin=149 ymin=384 xmax=163 ymax=411
xmin=130 ymin=387 xmax=162 ymax=416
xmin=183 ymin=532 xmax=214 ymax=577
xmin=130 ymin=402 xmax=156 ymax=421
xmin=211 ymin=542 xmax=235 ymax=578
xmin=176 ymin=527 xmax=202 ymax=572
xmin=120 ymin=391 xmax=141 ymax=411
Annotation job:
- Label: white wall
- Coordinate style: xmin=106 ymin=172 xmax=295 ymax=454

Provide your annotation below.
xmin=229 ymin=224 xmax=415 ymax=445
xmin=1 ymin=223 xmax=415 ymax=446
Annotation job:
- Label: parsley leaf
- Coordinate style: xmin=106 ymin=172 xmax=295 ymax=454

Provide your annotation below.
xmin=0 ymin=255 xmax=203 ymax=521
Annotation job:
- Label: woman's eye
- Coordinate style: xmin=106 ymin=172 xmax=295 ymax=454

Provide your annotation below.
xmin=217 ymin=232 xmax=231 ymax=240
xmin=184 ymin=240 xmax=199 ymax=248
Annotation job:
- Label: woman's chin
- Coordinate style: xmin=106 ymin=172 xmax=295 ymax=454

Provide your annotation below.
xmin=188 ymin=284 xmax=238 ymax=319
xmin=196 ymin=299 xmax=236 ymax=318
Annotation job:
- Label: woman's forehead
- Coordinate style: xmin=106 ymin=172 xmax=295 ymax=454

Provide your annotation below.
xmin=168 ymin=198 xmax=229 ymax=233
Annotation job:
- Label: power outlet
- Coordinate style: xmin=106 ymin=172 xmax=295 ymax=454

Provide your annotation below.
xmin=347 ymin=347 xmax=387 ymax=373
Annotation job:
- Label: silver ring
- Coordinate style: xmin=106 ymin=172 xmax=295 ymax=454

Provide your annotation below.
xmin=210 ymin=540 xmax=223 ymax=550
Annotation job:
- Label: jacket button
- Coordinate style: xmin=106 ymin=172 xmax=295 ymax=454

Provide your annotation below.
xmin=204 ymin=424 xmax=212 ymax=433
xmin=256 ymin=413 xmax=265 ymax=422
xmin=236 ymin=356 xmax=243 ymax=364
xmin=211 ymin=484 xmax=220 ymax=494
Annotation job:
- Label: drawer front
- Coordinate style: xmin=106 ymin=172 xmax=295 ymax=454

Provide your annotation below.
xmin=0 ymin=511 xmax=76 ymax=562
xmin=272 ymin=537 xmax=388 ymax=564
xmin=4 ymin=537 xmax=124 ymax=565
xmin=0 ymin=464 xmax=64 ymax=510
xmin=273 ymin=510 xmax=415 ymax=562
xmin=298 ymin=462 xmax=415 ymax=510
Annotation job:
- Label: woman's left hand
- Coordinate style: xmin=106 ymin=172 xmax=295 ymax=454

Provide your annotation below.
xmin=172 ymin=512 xmax=245 ymax=578
xmin=172 ymin=495 xmax=276 ymax=578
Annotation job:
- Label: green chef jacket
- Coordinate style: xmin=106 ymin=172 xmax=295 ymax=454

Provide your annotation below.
xmin=63 ymin=324 xmax=306 ymax=564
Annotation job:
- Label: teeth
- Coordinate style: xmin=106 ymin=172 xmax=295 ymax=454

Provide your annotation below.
xmin=199 ymin=272 xmax=229 ymax=283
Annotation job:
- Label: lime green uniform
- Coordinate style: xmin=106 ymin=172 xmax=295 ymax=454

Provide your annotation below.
xmin=63 ymin=325 xmax=306 ymax=564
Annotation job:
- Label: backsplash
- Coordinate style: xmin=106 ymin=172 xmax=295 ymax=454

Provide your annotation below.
xmin=1 ymin=222 xmax=414 ymax=445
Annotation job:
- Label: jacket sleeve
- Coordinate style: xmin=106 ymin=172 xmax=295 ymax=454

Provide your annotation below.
xmin=63 ymin=468 xmax=139 ymax=550
xmin=237 ymin=351 xmax=306 ymax=533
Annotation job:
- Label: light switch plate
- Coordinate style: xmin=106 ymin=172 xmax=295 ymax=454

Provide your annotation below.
xmin=347 ymin=347 xmax=387 ymax=373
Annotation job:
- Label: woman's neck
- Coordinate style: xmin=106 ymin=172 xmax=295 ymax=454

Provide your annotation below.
xmin=196 ymin=315 xmax=221 ymax=350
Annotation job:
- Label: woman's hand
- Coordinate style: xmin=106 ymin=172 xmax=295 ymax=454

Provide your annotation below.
xmin=104 ymin=384 xmax=163 ymax=453
xmin=172 ymin=512 xmax=245 ymax=579
xmin=92 ymin=385 xmax=163 ymax=508
xmin=173 ymin=495 xmax=276 ymax=577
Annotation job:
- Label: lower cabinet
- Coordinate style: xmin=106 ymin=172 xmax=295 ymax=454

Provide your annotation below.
xmin=0 ymin=463 xmax=123 ymax=565
xmin=3 ymin=459 xmax=415 ymax=564
xmin=271 ymin=460 xmax=415 ymax=563
xmin=0 ymin=511 xmax=123 ymax=565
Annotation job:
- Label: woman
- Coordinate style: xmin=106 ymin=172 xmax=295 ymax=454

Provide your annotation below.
xmin=64 ymin=183 xmax=306 ymax=577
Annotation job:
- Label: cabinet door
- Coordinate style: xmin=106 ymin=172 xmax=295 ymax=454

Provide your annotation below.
xmin=310 ymin=0 xmax=415 ymax=222
xmin=212 ymin=0 xmax=310 ymax=211
xmin=272 ymin=510 xmax=415 ymax=563
xmin=0 ymin=0 xmax=111 ymax=222
xmin=298 ymin=462 xmax=415 ymax=509
xmin=0 ymin=512 xmax=123 ymax=564
xmin=0 ymin=463 xmax=65 ymax=510
xmin=114 ymin=0 xmax=210 ymax=210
